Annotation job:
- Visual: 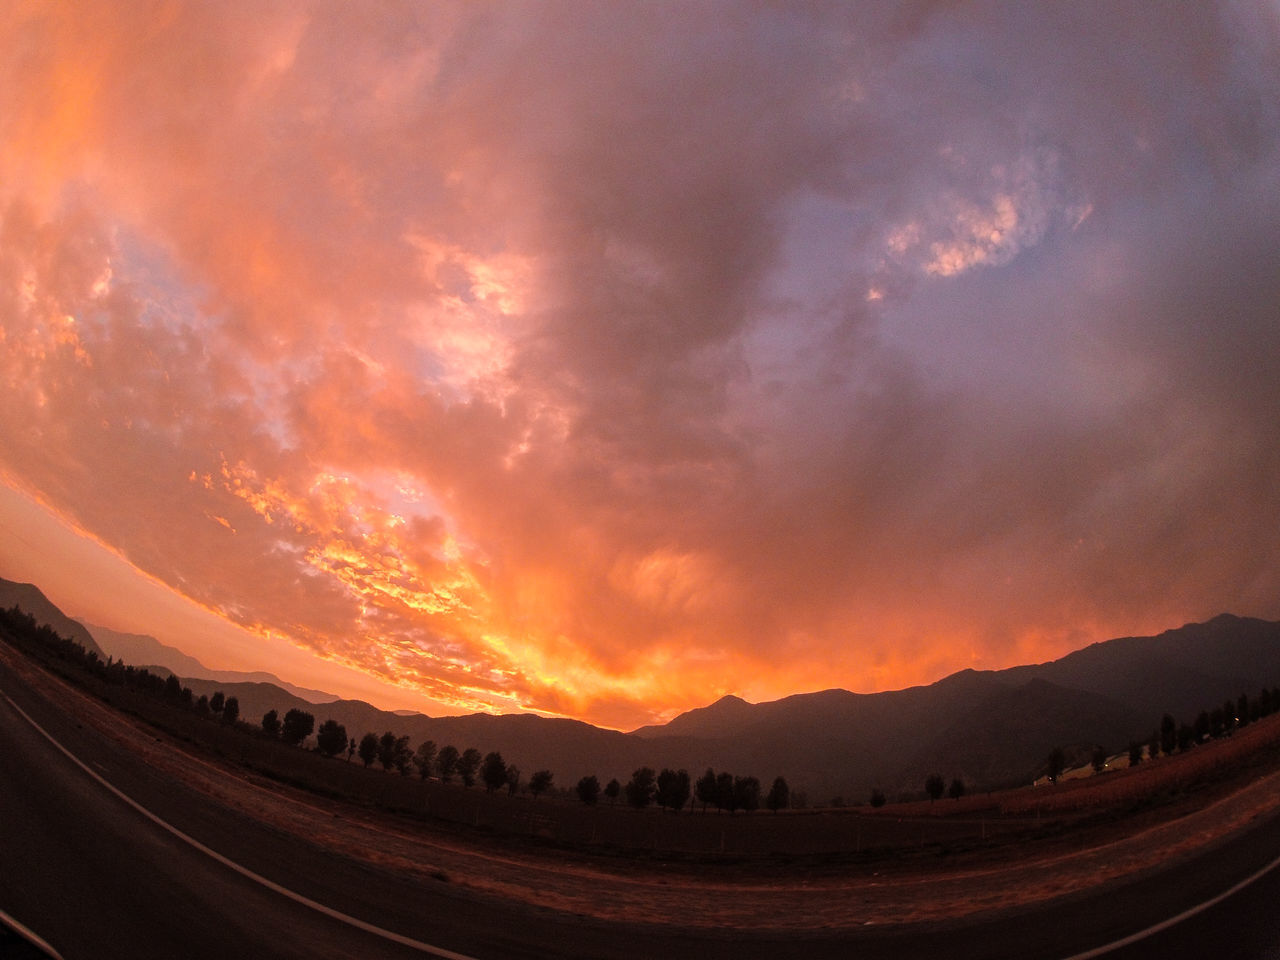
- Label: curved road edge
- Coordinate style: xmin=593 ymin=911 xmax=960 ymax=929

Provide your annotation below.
xmin=2 ymin=689 xmax=478 ymax=960
xmin=1058 ymin=847 xmax=1280 ymax=959
xmin=0 ymin=907 xmax=65 ymax=960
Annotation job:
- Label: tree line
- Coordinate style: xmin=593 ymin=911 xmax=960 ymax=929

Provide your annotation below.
xmin=1044 ymin=684 xmax=1280 ymax=783
xmin=1 ymin=606 xmax=798 ymax=811
xmin=266 ymin=718 xmax=798 ymax=814
xmin=570 ymin=768 xmax=791 ymax=813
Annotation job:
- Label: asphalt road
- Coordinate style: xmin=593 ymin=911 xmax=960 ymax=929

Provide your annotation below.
xmin=2 ymin=654 xmax=1279 ymax=960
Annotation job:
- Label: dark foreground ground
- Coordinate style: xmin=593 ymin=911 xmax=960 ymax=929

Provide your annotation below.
xmin=3 ymin=642 xmax=1280 ymax=960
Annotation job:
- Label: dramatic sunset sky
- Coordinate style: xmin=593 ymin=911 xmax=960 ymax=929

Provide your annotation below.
xmin=2 ymin=3 xmax=1278 ymax=729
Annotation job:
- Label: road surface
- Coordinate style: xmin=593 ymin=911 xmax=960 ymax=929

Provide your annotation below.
xmin=2 ymin=652 xmax=1279 ymax=959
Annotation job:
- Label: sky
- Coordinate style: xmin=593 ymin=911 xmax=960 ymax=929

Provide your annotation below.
xmin=1 ymin=2 xmax=1278 ymax=730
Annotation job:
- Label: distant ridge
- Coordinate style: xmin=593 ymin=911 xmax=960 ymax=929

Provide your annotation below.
xmin=629 ymin=693 xmax=755 ymax=739
xmin=3 ymin=571 xmax=1278 ymax=803
xmin=81 ymin=621 xmax=339 ymax=704
xmin=636 ymin=614 xmax=1280 ymax=743
xmin=627 ymin=613 xmax=1280 ymax=799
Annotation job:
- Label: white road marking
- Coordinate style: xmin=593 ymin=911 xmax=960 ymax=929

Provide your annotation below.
xmin=2 ymin=690 xmax=480 ymax=960
xmin=1057 ymin=846 xmax=1280 ymax=959
xmin=0 ymin=906 xmax=66 ymax=960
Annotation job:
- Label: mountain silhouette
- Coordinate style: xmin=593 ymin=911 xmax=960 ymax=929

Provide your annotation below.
xmin=82 ymin=621 xmax=339 ymax=704
xmin=0 ymin=578 xmax=105 ymax=658
xmin=135 ymin=615 xmax=1280 ymax=802
xmin=3 ymin=573 xmax=1278 ymax=803
xmin=628 ymin=615 xmax=1280 ymax=799
xmin=630 ymin=693 xmax=754 ymax=739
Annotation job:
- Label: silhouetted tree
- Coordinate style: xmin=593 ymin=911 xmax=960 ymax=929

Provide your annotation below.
xmin=870 ymin=788 xmax=886 ymax=808
xmin=281 ymin=708 xmax=314 ymax=746
xmin=210 ymin=691 xmax=225 ymax=718
xmin=695 ymin=768 xmax=718 ymax=812
xmin=358 ymin=731 xmax=379 ymax=768
xmin=1209 ymin=708 xmax=1225 ymax=739
xmin=1194 ymin=710 xmax=1211 ymax=743
xmin=766 ymin=776 xmax=790 ymax=813
xmin=1046 ymin=747 xmax=1066 ymax=784
xmin=436 ymin=745 xmax=460 ymax=783
xmin=482 ymin=752 xmax=508 ymax=792
xmin=394 ymin=741 xmax=413 ymax=775
xmin=948 ymin=778 xmax=965 ymax=800
xmin=316 ymin=719 xmax=348 ymax=758
xmin=377 ymin=731 xmax=412 ymax=773
xmin=261 ymin=709 xmax=281 ymax=739
xmin=656 ymin=768 xmax=691 ymax=812
xmin=925 ymin=773 xmax=945 ymax=802
xmin=458 ymin=748 xmax=482 ymax=787
xmin=576 ymin=775 xmax=600 ymax=805
xmin=377 ymin=731 xmax=398 ymax=770
xmin=347 ymin=737 xmax=356 ymax=762
xmin=164 ymin=673 xmax=182 ymax=701
xmin=715 ymin=771 xmax=735 ymax=811
xmin=1147 ymin=729 xmax=1161 ymax=760
xmin=1177 ymin=722 xmax=1195 ymax=753
xmin=733 ymin=776 xmax=760 ymax=813
xmin=413 ymin=740 xmax=437 ymax=779
xmin=529 ymin=769 xmax=554 ymax=799
xmin=1128 ymin=741 xmax=1143 ymax=767
xmin=1238 ymin=693 xmax=1251 ymax=728
xmin=505 ymin=765 xmax=521 ymax=796
xmin=1160 ymin=713 xmax=1177 ymax=755
xmin=1091 ymin=745 xmax=1108 ymax=773
xmin=604 ymin=778 xmax=621 ymax=805
xmin=626 ymin=767 xmax=656 ymax=808
xmin=196 ymin=694 xmax=210 ymax=716
xmin=222 ymin=696 xmax=240 ymax=725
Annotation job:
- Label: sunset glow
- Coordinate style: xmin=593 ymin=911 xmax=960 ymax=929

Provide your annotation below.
xmin=2 ymin=3 xmax=1278 ymax=729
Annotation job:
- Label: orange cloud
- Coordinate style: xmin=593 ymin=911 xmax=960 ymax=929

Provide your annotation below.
xmin=2 ymin=3 xmax=1279 ymax=729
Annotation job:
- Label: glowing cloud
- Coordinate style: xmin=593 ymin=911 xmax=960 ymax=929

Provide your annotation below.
xmin=2 ymin=3 xmax=1279 ymax=728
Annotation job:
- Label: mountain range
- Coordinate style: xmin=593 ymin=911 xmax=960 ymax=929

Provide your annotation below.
xmin=80 ymin=621 xmax=340 ymax=704
xmin=3 ymin=574 xmax=1279 ymax=802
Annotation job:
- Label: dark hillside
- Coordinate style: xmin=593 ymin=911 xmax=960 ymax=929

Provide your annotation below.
xmin=0 ymin=577 xmax=104 ymax=657
xmin=899 ymin=678 xmax=1146 ymax=791
xmin=1000 ymin=614 xmax=1280 ymax=720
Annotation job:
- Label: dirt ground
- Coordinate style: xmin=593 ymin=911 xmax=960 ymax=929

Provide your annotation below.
xmin=9 ymin=643 xmax=1280 ymax=933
